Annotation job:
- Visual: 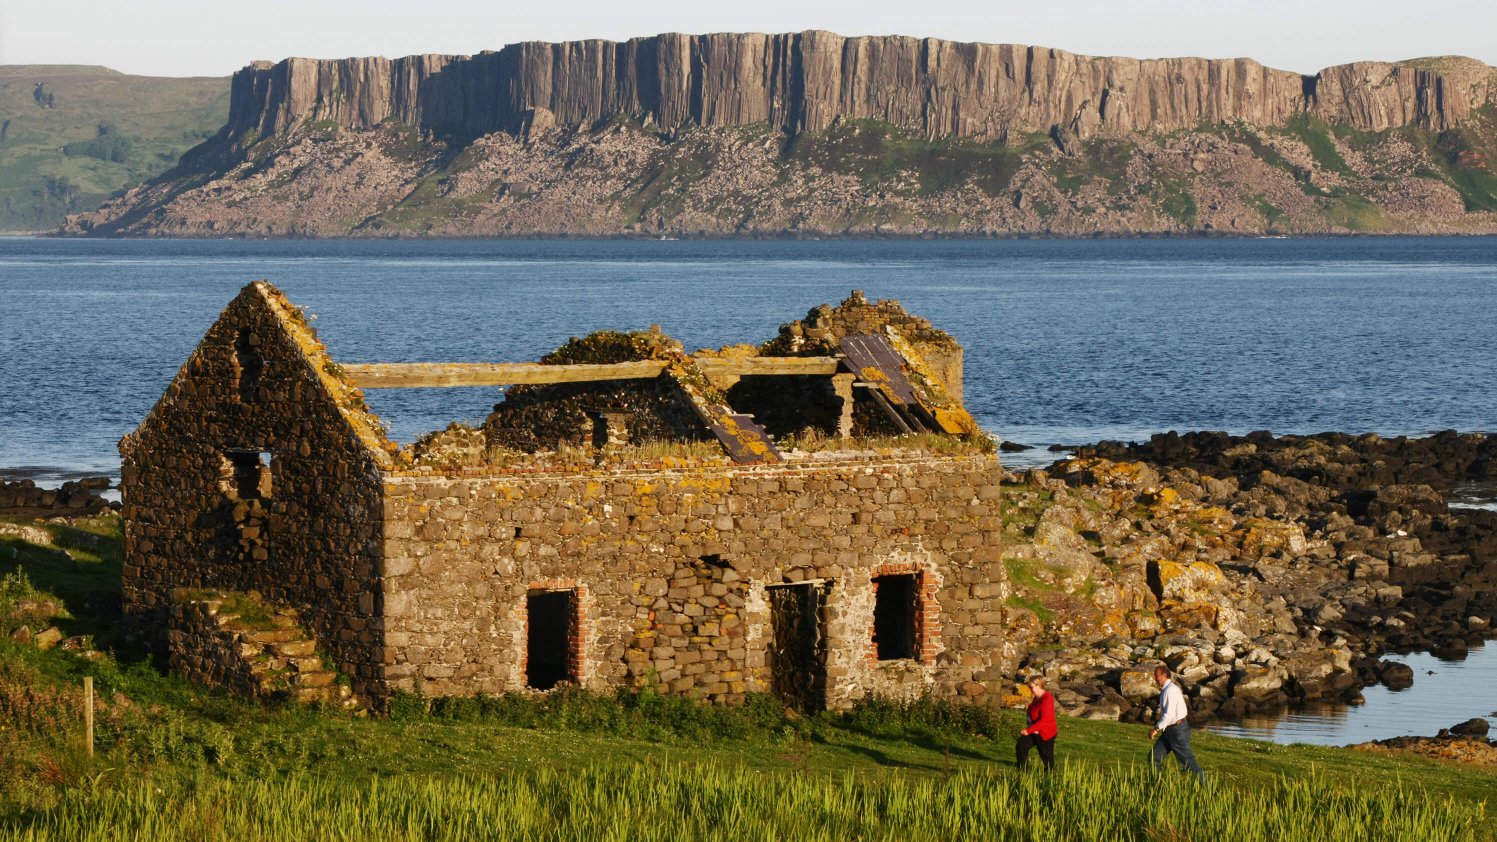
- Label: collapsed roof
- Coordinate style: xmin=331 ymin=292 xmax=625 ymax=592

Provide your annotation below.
xmin=341 ymin=290 xmax=983 ymax=467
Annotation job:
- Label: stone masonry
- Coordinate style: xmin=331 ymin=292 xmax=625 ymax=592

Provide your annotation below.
xmin=122 ymin=281 xmax=1012 ymax=708
xmin=380 ymin=454 xmax=1006 ymax=707
xmin=169 ymin=589 xmax=357 ymax=707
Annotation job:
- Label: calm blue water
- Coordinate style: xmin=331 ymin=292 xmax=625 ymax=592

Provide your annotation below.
xmin=1210 ymin=644 xmax=1497 ymax=747
xmin=3 ymin=237 xmax=1496 ymax=478
xmin=2 ymin=235 xmax=1496 ymax=744
xmin=3 ymin=237 xmax=1494 ymax=479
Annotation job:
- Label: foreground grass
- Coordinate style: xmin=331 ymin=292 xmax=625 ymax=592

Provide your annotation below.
xmin=10 ymin=761 xmax=1483 ymax=842
xmin=2 ymin=514 xmax=1493 ymax=839
xmin=2 ymin=648 xmax=1491 ymax=840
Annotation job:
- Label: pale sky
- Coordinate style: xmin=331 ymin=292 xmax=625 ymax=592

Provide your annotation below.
xmin=2 ymin=0 xmax=1494 ymax=78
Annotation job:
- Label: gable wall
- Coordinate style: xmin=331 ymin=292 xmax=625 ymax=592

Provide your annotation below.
xmin=378 ymin=453 xmax=1013 ymax=707
xmin=120 ymin=285 xmax=388 ymax=694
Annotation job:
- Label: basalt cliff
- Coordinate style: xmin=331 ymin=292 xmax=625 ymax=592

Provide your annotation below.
xmin=62 ymin=32 xmax=1497 ymax=237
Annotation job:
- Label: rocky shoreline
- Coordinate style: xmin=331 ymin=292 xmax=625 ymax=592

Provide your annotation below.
xmin=1354 ymin=718 xmax=1497 ymax=766
xmin=997 ymin=431 xmax=1496 ymax=732
xmin=0 ymin=477 xmax=116 ymax=518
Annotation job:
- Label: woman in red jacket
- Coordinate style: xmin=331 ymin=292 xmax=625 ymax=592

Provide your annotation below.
xmin=1016 ymin=675 xmax=1057 ymax=770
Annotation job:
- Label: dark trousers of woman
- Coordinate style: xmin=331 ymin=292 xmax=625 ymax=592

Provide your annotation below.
xmin=1015 ymin=733 xmax=1055 ymax=770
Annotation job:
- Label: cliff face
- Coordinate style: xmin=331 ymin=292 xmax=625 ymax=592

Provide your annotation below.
xmin=224 ymin=33 xmax=1496 ymax=146
xmin=61 ymin=34 xmax=1497 ymax=239
xmin=1313 ymin=58 xmax=1497 ymax=132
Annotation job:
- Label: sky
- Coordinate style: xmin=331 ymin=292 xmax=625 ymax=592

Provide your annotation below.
xmin=1 ymin=0 xmax=1494 ymax=78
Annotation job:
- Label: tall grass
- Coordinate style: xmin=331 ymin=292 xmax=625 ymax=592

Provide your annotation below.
xmin=394 ymin=687 xmax=1016 ymax=746
xmin=8 ymin=760 xmax=1483 ymax=841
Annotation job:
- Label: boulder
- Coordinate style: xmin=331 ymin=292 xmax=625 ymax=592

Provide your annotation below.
xmin=1374 ymin=585 xmax=1404 ymax=607
xmin=1118 ymin=669 xmax=1159 ymax=703
xmin=1217 ymin=696 xmax=1250 ymax=719
xmin=1449 ymin=718 xmax=1489 ymax=738
xmin=1379 ymin=661 xmax=1415 ymax=689
xmin=1432 ymin=638 xmax=1469 ymax=660
xmin=33 ymin=626 xmax=63 ymax=650
xmin=1231 ymin=665 xmax=1287 ymax=702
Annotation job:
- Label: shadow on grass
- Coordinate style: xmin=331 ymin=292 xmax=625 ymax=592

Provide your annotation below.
xmin=1 ymin=515 xmax=150 ymax=663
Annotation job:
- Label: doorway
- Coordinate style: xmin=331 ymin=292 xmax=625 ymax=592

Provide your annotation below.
xmin=768 ymin=582 xmax=829 ymax=713
xmin=526 ymin=589 xmax=577 ymax=690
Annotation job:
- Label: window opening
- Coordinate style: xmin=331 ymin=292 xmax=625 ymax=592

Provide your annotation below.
xmin=233 ymin=329 xmax=264 ymax=403
xmin=221 ymin=450 xmax=272 ymax=501
xmin=526 ymin=589 xmax=578 ymax=690
xmin=872 ymin=573 xmax=918 ymax=660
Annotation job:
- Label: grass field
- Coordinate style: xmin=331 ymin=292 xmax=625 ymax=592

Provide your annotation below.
xmin=1 ymin=513 xmax=1493 ymax=839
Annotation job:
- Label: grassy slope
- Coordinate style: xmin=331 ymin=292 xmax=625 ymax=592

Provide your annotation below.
xmin=2 ymin=513 xmax=1493 ymax=837
xmin=0 ymin=66 xmax=228 ymax=232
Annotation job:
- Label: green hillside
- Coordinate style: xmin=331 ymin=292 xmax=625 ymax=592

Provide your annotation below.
xmin=0 ymin=65 xmax=228 ymax=232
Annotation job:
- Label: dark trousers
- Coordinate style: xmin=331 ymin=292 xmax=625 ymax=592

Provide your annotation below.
xmin=1152 ymin=722 xmax=1204 ymax=781
xmin=1015 ymin=733 xmax=1055 ymax=770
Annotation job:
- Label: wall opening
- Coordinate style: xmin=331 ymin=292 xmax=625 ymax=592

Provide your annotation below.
xmin=221 ymin=450 xmax=272 ymax=501
xmin=233 ymin=329 xmax=264 ymax=403
xmin=872 ymin=573 xmax=918 ymax=660
xmin=526 ymin=589 xmax=578 ymax=690
xmin=768 ymin=582 xmax=828 ymax=713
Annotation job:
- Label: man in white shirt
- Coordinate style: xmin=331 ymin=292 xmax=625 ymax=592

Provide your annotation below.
xmin=1149 ymin=666 xmax=1204 ymax=781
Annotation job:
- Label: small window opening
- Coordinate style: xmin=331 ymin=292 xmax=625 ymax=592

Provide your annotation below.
xmin=588 ymin=410 xmax=632 ymax=448
xmin=514 ymin=526 xmax=524 ymax=539
xmin=873 ymin=574 xmax=918 ymax=661
xmin=233 ymin=330 xmax=264 ymax=403
xmin=222 ymin=450 xmax=273 ymax=500
xmin=527 ymin=589 xmax=578 ymax=690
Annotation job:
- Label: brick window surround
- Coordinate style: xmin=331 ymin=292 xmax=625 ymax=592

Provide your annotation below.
xmin=522 ymin=579 xmax=588 ymax=689
xmin=868 ymin=564 xmax=939 ymax=666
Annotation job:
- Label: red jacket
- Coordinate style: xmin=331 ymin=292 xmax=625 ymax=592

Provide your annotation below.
xmin=1025 ymin=692 xmax=1057 ymax=741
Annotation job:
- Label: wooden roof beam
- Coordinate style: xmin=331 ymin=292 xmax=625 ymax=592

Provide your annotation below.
xmin=343 ymin=357 xmax=842 ymax=389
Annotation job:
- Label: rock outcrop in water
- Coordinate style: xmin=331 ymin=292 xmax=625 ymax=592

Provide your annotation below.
xmin=61 ymin=33 xmax=1497 ymax=238
xmin=1005 ymin=432 xmax=1496 ymax=726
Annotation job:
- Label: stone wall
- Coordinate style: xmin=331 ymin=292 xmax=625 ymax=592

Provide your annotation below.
xmin=169 ymin=596 xmax=265 ymax=700
xmin=168 ymin=589 xmax=355 ymax=705
xmin=120 ymin=282 xmax=392 ymax=697
xmin=378 ymin=453 xmax=1011 ymax=707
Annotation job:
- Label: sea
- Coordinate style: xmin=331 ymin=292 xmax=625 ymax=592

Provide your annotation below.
xmin=1 ymin=234 xmax=1495 ymax=745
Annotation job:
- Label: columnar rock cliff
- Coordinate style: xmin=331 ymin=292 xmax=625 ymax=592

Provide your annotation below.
xmin=225 ymin=33 xmax=1495 ymax=145
xmin=61 ymin=33 xmax=1497 ymax=238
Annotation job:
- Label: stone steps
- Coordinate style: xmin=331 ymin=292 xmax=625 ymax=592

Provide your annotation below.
xmin=170 ymin=589 xmax=361 ymax=711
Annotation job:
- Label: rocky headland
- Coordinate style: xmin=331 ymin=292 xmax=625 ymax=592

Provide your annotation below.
xmin=993 ymin=431 xmax=1496 ymax=729
xmin=61 ymin=32 xmax=1497 ymax=237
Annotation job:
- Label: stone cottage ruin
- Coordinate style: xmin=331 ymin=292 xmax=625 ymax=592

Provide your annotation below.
xmin=121 ymin=282 xmax=1010 ymax=710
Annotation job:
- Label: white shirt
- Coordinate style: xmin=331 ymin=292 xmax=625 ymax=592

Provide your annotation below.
xmin=1156 ymin=680 xmax=1188 ymax=729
